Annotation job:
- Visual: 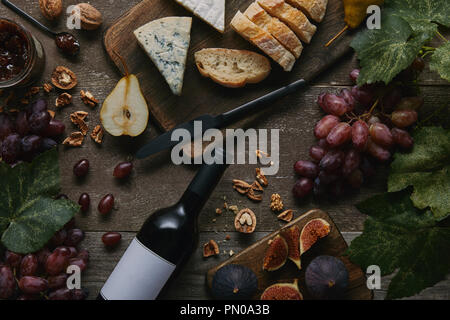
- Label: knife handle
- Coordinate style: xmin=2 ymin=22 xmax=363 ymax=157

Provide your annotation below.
xmin=220 ymin=79 xmax=307 ymax=125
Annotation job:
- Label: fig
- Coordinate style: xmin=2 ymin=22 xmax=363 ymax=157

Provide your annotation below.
xmin=300 ymin=218 xmax=331 ymax=254
xmin=262 ymin=235 xmax=288 ymax=271
xmin=305 ymin=255 xmax=349 ymax=300
xmin=211 ymin=264 xmax=258 ymax=300
xmin=280 ymin=226 xmax=301 ymax=269
xmin=260 ymin=279 xmax=303 ymax=300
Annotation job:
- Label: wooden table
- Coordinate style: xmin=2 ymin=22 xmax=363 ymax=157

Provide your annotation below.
xmin=1 ymin=0 xmax=449 ymax=300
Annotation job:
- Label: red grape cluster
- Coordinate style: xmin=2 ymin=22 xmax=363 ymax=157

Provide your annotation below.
xmin=0 ymin=218 xmax=89 ymax=300
xmin=293 ymin=63 xmax=423 ymax=199
xmin=0 ymin=98 xmax=65 ymax=165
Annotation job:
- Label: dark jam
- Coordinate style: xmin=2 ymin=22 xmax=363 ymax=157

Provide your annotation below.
xmin=0 ymin=20 xmax=29 ymax=82
xmin=55 ymin=32 xmax=80 ymax=56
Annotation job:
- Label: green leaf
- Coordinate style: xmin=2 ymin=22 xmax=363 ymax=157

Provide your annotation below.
xmin=388 ymin=127 xmax=450 ymax=220
xmin=386 ymin=0 xmax=450 ymax=38
xmin=430 ymin=42 xmax=450 ymax=81
xmin=348 ymin=190 xmax=450 ymax=299
xmin=352 ymin=13 xmax=426 ymax=85
xmin=0 ymin=149 xmax=79 ymax=253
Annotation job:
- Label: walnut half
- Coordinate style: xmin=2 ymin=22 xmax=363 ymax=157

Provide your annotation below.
xmin=55 ymin=92 xmax=72 ymax=108
xmin=70 ymin=111 xmax=89 ymax=136
xmin=90 ymin=125 xmax=104 ymax=144
xmin=270 ymin=193 xmax=284 ymax=212
xmin=63 ymin=132 xmax=84 ymax=147
xmin=234 ymin=208 xmax=257 ymax=234
xmin=278 ymin=210 xmax=294 ymax=222
xmin=203 ymin=240 xmax=219 ymax=258
xmin=81 ymin=90 xmax=98 ymax=108
xmin=51 ymin=66 xmax=77 ymax=90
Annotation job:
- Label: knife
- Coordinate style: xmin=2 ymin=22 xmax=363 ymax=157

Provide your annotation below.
xmin=136 ymin=78 xmax=307 ymax=159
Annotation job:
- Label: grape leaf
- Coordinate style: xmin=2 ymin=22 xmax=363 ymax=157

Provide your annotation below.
xmin=0 ymin=149 xmax=79 ymax=253
xmin=348 ymin=190 xmax=450 ymax=299
xmin=430 ymin=42 xmax=450 ymax=81
xmin=388 ymin=127 xmax=450 ymax=220
xmin=351 ymin=13 xmax=427 ymax=85
xmin=386 ymin=0 xmax=450 ymax=38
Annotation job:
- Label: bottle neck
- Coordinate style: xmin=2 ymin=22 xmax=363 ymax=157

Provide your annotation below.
xmin=179 ymin=161 xmax=228 ymax=215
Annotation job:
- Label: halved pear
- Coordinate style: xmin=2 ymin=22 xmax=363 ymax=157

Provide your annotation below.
xmin=100 ymin=74 xmax=149 ymax=137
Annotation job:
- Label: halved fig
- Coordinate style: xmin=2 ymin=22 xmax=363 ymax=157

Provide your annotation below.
xmin=280 ymin=225 xmax=301 ymax=269
xmin=262 ymin=235 xmax=288 ymax=271
xmin=260 ymin=279 xmax=303 ymax=300
xmin=300 ymin=218 xmax=331 ymax=254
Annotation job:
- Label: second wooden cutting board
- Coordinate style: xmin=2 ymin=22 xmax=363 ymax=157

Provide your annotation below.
xmin=206 ymin=209 xmax=372 ymax=300
xmin=104 ymin=0 xmax=354 ymax=131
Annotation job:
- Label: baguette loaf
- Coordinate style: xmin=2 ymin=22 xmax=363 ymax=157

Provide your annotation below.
xmin=244 ymin=2 xmax=303 ymax=58
xmin=285 ymin=0 xmax=328 ymax=23
xmin=195 ymin=48 xmax=271 ymax=88
xmin=257 ymin=0 xmax=317 ymax=44
xmin=230 ymin=11 xmax=296 ymax=72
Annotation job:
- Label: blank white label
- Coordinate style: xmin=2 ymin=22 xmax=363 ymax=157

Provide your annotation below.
xmin=100 ymin=238 xmax=176 ymax=300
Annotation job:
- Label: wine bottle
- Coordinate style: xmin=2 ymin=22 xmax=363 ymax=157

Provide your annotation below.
xmin=98 ymin=154 xmax=228 ymax=300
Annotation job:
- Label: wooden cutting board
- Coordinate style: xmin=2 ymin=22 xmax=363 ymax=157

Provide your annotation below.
xmin=103 ymin=0 xmax=354 ymax=131
xmin=206 ymin=209 xmax=372 ymax=300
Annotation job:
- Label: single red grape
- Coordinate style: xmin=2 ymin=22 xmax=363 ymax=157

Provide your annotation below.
xmin=102 ymin=232 xmax=122 ymax=247
xmin=352 ymin=120 xmax=369 ymax=151
xmin=314 ymin=115 xmax=340 ymax=139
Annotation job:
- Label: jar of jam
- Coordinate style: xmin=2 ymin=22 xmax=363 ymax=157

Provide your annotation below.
xmin=0 ymin=18 xmax=45 ymax=89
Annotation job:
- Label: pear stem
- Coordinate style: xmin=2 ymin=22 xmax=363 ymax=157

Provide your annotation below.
xmin=325 ymin=25 xmax=349 ymax=47
xmin=113 ymin=50 xmax=130 ymax=77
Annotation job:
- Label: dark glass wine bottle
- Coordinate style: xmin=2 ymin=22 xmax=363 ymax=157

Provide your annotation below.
xmin=98 ymin=155 xmax=228 ymax=300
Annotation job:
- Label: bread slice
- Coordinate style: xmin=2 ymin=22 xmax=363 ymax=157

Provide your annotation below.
xmin=174 ymin=0 xmax=225 ymax=32
xmin=195 ymin=48 xmax=271 ymax=88
xmin=257 ymin=0 xmax=317 ymax=44
xmin=244 ymin=2 xmax=303 ymax=59
xmin=230 ymin=11 xmax=296 ymax=72
xmin=285 ymin=0 xmax=328 ymax=23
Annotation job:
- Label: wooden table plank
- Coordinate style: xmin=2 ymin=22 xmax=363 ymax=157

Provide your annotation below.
xmin=80 ymin=231 xmax=450 ymax=300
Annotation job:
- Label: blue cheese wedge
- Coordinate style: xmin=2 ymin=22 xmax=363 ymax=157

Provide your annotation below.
xmin=175 ymin=0 xmax=225 ymax=33
xmin=134 ymin=17 xmax=192 ymax=96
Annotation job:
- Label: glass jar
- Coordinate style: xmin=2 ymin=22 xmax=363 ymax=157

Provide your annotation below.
xmin=0 ymin=18 xmax=45 ymax=89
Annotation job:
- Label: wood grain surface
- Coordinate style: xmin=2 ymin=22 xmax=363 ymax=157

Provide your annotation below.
xmin=0 ymin=0 xmax=448 ymax=300
xmin=103 ymin=0 xmax=354 ymax=131
xmin=206 ymin=209 xmax=372 ymax=300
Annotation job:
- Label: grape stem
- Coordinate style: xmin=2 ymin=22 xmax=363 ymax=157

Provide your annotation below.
xmin=367 ymin=99 xmax=379 ymax=117
xmin=418 ymin=105 xmax=448 ymax=127
xmin=435 ymin=31 xmax=448 ymax=43
xmin=421 ymin=46 xmax=436 ymax=52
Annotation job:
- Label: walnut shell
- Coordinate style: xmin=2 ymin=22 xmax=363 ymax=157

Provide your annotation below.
xmin=39 ymin=0 xmax=62 ymax=21
xmin=51 ymin=66 xmax=77 ymax=90
xmin=72 ymin=3 xmax=103 ymax=30
xmin=234 ymin=208 xmax=257 ymax=234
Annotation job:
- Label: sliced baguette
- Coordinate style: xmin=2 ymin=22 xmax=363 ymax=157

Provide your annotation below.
xmin=285 ymin=0 xmax=328 ymax=23
xmin=257 ymin=0 xmax=317 ymax=44
xmin=195 ymin=48 xmax=271 ymax=88
xmin=230 ymin=11 xmax=296 ymax=72
xmin=244 ymin=2 xmax=303 ymax=59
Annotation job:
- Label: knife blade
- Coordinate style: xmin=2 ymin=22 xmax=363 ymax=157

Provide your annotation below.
xmin=136 ymin=78 xmax=307 ymax=159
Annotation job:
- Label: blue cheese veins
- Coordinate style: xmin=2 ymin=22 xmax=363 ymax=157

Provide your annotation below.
xmin=134 ymin=17 xmax=192 ymax=96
